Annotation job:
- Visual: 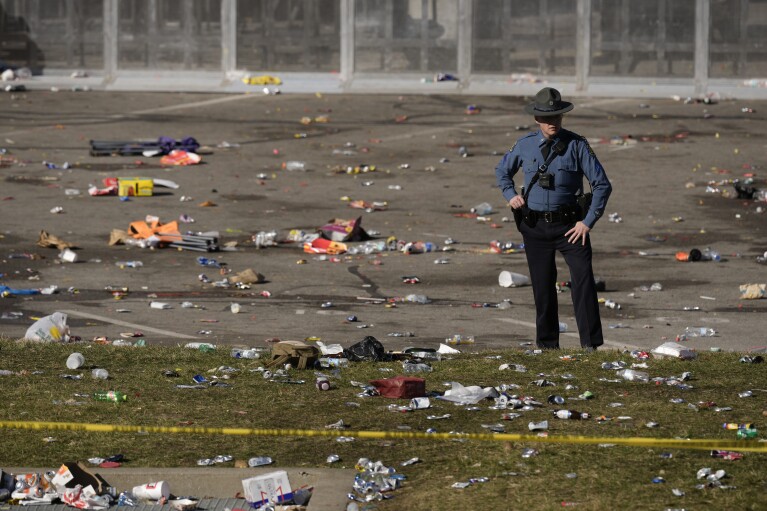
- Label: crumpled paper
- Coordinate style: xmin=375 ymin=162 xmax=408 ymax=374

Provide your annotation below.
xmin=38 ymin=230 xmax=75 ymax=249
xmin=228 ymin=268 xmax=265 ymax=284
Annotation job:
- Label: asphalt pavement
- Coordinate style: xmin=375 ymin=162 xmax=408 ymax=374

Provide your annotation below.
xmin=0 ymin=89 xmax=765 ymax=355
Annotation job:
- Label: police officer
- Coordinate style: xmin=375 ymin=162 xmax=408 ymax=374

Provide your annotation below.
xmin=495 ymin=87 xmax=612 ymax=350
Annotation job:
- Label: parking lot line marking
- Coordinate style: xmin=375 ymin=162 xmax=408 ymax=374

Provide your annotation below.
xmin=61 ymin=309 xmax=198 ymax=339
xmin=495 ymin=317 xmax=638 ymax=350
xmin=0 ymin=94 xmax=262 ymax=138
xmin=129 ymin=94 xmax=263 ymax=115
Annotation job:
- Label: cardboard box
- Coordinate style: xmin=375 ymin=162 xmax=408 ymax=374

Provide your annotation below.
xmin=241 ymin=470 xmax=293 ymax=508
xmin=118 ymin=177 xmax=153 ymax=197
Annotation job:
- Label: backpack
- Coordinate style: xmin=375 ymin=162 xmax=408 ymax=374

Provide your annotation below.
xmin=265 ymin=341 xmax=321 ymax=370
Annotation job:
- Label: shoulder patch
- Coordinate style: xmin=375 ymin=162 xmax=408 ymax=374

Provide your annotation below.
xmin=580 ymin=135 xmax=596 ymax=157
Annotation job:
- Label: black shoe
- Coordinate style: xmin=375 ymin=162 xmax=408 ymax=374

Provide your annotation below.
xmin=584 ymin=346 xmax=598 ymax=352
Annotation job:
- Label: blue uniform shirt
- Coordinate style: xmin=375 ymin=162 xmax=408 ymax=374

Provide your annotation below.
xmin=495 ymin=128 xmax=612 ymax=228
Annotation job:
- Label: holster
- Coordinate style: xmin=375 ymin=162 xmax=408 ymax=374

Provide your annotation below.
xmin=512 ymin=206 xmax=537 ymax=229
xmin=576 ymin=192 xmax=593 ymax=221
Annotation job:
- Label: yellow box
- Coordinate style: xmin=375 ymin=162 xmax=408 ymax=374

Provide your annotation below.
xmin=118 ymin=177 xmax=153 ymax=197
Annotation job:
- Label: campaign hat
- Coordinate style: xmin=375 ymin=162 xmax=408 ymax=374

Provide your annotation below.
xmin=524 ymin=87 xmax=574 ymax=116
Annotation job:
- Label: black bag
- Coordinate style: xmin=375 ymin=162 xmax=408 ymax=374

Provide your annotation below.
xmin=344 ymin=336 xmax=391 ymax=362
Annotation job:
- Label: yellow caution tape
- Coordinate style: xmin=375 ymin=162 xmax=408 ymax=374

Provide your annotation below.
xmin=0 ymin=420 xmax=765 ymax=452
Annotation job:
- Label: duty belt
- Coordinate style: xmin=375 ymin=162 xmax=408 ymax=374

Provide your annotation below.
xmin=532 ymin=209 xmax=576 ymax=223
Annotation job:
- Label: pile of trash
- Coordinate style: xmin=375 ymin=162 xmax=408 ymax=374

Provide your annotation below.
xmin=1 ymin=463 xmax=314 ymax=510
xmin=0 ymin=463 xmax=177 ymax=509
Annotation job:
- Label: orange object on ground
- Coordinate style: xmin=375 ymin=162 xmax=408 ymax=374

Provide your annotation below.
xmin=160 ymin=150 xmax=201 ymax=166
xmin=128 ymin=219 xmax=180 ymax=242
xmin=303 ymin=237 xmax=347 ymax=255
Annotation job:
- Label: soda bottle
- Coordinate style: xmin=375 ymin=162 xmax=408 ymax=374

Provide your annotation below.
xmin=723 ymin=423 xmax=753 ymax=430
xmin=736 ymin=428 xmax=758 ymax=440
xmin=553 ymin=409 xmax=590 ymax=420
xmin=93 ymin=391 xmax=127 ymax=402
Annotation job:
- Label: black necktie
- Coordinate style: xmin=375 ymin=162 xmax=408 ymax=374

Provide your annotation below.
xmin=542 ymin=139 xmax=554 ymax=160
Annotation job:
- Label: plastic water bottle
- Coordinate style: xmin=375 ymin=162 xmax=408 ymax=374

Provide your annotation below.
xmin=248 ymin=456 xmax=273 ymax=467
xmin=282 ymin=161 xmax=307 ymax=171
xmin=470 ymin=202 xmax=492 ymax=215
xmin=93 ymin=391 xmax=127 ymax=402
xmin=115 ymin=261 xmax=143 ymax=269
xmin=403 ymin=362 xmax=432 ymax=373
xmin=616 ymin=369 xmax=649 ymax=382
xmin=683 ymin=326 xmax=716 ymax=337
xmin=317 ymin=357 xmax=349 ymax=368
xmin=446 ymin=334 xmax=475 ymax=345
xmin=231 ymin=348 xmax=260 ymax=359
xmin=702 ymin=248 xmax=721 ymax=262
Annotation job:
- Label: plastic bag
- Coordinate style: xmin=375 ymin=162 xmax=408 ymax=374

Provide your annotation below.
xmin=436 ymin=382 xmax=499 ymax=405
xmin=25 ymin=312 xmax=70 ymax=342
xmin=344 ymin=336 xmax=391 ymax=362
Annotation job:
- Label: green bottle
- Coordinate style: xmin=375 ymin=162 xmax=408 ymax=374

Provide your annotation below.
xmin=736 ymin=428 xmax=758 ymax=440
xmin=93 ymin=391 xmax=127 ymax=402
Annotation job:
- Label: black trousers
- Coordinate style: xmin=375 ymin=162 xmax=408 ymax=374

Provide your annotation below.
xmin=519 ymin=219 xmax=604 ymax=349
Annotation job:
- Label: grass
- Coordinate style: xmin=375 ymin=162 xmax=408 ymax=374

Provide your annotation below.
xmin=0 ymin=338 xmax=765 ymax=510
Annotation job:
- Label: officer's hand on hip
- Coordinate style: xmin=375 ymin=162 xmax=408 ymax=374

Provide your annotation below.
xmin=509 ymin=196 xmax=525 ymax=209
xmin=566 ymin=222 xmax=590 ymax=245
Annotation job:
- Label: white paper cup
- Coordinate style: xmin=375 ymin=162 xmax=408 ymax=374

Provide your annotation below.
xmin=132 ymin=481 xmax=169 ymax=500
xmin=66 ymin=352 xmax=85 ymax=369
xmin=59 ymin=249 xmax=78 ymax=263
xmin=498 ymin=271 xmax=530 ymax=288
